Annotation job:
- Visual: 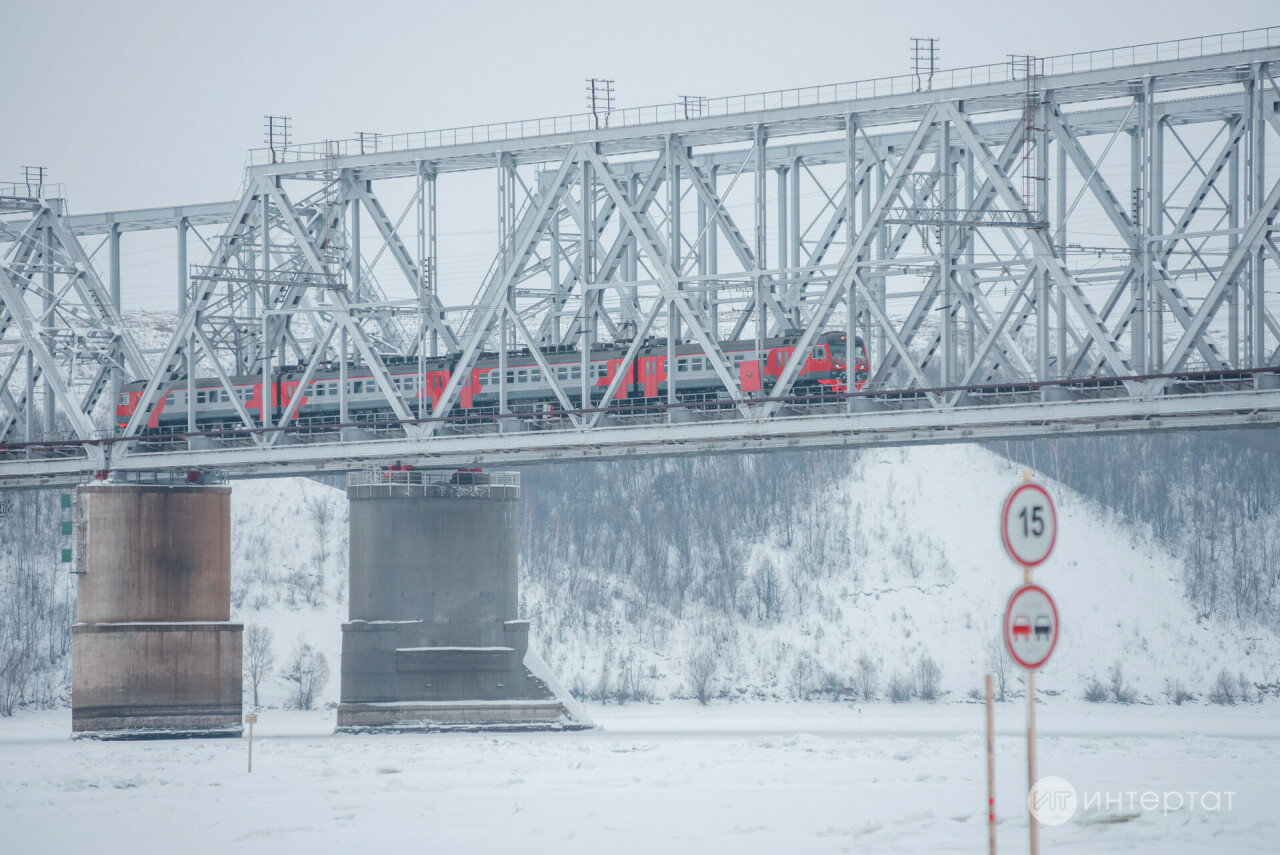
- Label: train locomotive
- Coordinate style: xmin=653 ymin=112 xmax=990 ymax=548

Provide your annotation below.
xmin=117 ymin=331 xmax=869 ymax=433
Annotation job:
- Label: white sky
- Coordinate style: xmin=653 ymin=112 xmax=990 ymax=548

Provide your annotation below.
xmin=0 ymin=0 xmax=1274 ymax=309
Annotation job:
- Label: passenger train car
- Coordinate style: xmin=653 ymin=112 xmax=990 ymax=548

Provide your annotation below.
xmin=117 ymin=331 xmax=868 ymax=433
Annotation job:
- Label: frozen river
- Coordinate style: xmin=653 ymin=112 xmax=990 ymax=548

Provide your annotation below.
xmin=2 ymin=701 xmax=1277 ymax=854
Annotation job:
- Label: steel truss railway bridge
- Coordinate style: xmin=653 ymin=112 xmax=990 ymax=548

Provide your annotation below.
xmin=2 ymin=27 xmax=1279 ymax=488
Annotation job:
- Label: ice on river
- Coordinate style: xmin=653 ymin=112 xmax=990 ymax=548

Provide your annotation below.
xmin=1 ymin=699 xmax=1277 ymax=854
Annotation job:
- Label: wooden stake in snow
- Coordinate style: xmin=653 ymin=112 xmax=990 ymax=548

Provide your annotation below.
xmin=985 ymin=673 xmax=997 ymax=855
xmin=245 ymin=712 xmax=258 ymax=773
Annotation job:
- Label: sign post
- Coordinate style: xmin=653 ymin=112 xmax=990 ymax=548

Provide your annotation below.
xmin=985 ymin=673 xmax=997 ymax=855
xmin=244 ymin=712 xmax=258 ymax=773
xmin=1000 ymin=476 xmax=1059 ymax=855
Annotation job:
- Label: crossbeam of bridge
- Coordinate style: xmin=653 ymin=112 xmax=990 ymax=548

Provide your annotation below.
xmin=1 ymin=26 xmax=1278 ymax=488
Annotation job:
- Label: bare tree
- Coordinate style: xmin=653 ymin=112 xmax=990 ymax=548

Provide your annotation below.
xmin=282 ymin=636 xmax=329 ymax=710
xmin=751 ymin=556 xmax=785 ymax=623
xmin=243 ymin=625 xmax=275 ymax=708
xmin=984 ymin=635 xmax=1012 ymax=702
xmin=686 ymin=649 xmax=718 ymax=705
xmin=304 ymin=493 xmax=334 ymax=564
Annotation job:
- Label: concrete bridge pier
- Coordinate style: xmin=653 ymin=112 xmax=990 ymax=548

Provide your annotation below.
xmin=71 ymin=482 xmax=242 ymax=738
xmin=337 ymin=469 xmax=589 ymax=732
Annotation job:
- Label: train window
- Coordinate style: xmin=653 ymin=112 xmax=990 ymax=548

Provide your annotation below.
xmin=478 ymin=372 xmax=487 ymax=386
xmin=196 ymin=391 xmax=207 ymax=404
xmin=505 ymin=370 xmax=515 ymax=385
xmin=164 ymin=392 xmax=174 ymax=405
xmin=118 ymin=392 xmax=130 ymax=406
xmin=570 ymin=365 xmax=581 ymax=380
xmin=676 ymin=358 xmax=687 ymax=373
xmin=352 ymin=381 xmax=363 ymax=394
xmin=531 ymin=369 xmax=541 ymax=383
xmin=314 ymin=383 xmax=325 ymax=396
xmin=812 ymin=345 xmax=825 ymax=359
xmin=433 ymin=376 xmax=442 ymax=390
xmin=516 ymin=369 xmax=527 ymax=384
xmin=556 ymin=366 xmax=568 ymax=381
xmin=690 ymin=357 xmax=702 ymax=372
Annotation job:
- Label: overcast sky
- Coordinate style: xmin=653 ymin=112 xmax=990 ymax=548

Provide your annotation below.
xmin=1 ymin=0 xmax=1274 ymax=309
xmin=3 ymin=0 xmax=1274 ymax=212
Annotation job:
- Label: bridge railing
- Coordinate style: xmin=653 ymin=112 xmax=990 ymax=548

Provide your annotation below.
xmin=246 ymin=26 xmax=1280 ymax=167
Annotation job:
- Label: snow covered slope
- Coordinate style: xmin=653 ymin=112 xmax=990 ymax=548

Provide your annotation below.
xmin=526 ymin=444 xmax=1280 ymax=704
xmin=224 ymin=445 xmax=1278 ymax=710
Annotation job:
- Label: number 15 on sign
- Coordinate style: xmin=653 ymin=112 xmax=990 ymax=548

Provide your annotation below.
xmin=1001 ymin=483 xmax=1057 ymax=568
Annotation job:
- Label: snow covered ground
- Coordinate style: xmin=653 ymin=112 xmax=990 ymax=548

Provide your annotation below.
xmin=1 ymin=701 xmax=1277 ymax=854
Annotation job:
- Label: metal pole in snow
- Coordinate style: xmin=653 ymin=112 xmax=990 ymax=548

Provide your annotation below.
xmin=1025 ymin=564 xmax=1038 ymax=855
xmin=985 ymin=673 xmax=997 ymax=855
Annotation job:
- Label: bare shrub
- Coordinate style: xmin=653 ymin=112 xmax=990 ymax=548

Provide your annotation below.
xmin=915 ymin=654 xmax=941 ymax=701
xmin=1209 ymin=669 xmax=1237 ymax=705
xmin=887 ymin=671 xmax=913 ymax=703
xmin=1109 ymin=661 xmax=1137 ymax=704
xmin=0 ymin=645 xmax=34 ymax=716
xmin=282 ymin=636 xmax=329 ymax=710
xmin=687 ymin=649 xmax=718 ymax=705
xmin=855 ymin=652 xmax=878 ymax=701
xmin=751 ymin=556 xmax=785 ymax=623
xmin=1164 ymin=679 xmax=1194 ymax=705
xmin=1083 ymin=676 xmax=1109 ymax=703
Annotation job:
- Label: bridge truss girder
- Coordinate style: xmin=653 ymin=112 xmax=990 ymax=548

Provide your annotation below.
xmin=1 ymin=36 xmax=1279 ymax=486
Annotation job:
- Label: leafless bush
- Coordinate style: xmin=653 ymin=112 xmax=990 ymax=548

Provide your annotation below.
xmin=1083 ymin=676 xmax=1110 ymax=703
xmin=282 ymin=636 xmax=329 ymax=710
xmin=1109 ymin=661 xmax=1137 ymax=704
xmin=855 ymin=652 xmax=878 ymax=701
xmin=1164 ymin=679 xmax=1194 ymax=705
xmin=915 ymin=654 xmax=941 ymax=701
xmin=243 ymin=625 xmax=275 ymax=708
xmin=1209 ymin=668 xmax=1237 ymax=705
xmin=0 ymin=644 xmax=34 ymax=716
xmin=888 ymin=671 xmax=913 ymax=703
xmin=687 ymin=649 xmax=718 ymax=705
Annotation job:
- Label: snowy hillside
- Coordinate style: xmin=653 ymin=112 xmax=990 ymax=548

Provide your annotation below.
xmin=224 ymin=444 xmax=1280 ymax=712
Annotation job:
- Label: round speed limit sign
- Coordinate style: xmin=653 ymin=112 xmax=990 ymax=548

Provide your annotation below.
xmin=1001 ymin=482 xmax=1057 ymax=567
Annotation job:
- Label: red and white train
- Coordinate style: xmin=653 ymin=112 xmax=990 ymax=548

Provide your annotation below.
xmin=117 ymin=331 xmax=868 ymax=432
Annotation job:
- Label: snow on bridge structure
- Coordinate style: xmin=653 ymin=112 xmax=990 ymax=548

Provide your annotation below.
xmin=2 ymin=26 xmax=1280 ymax=489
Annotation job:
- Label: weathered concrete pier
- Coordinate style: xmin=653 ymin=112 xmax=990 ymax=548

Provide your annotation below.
xmin=337 ymin=469 xmax=587 ymax=731
xmin=71 ymin=481 xmax=242 ymax=738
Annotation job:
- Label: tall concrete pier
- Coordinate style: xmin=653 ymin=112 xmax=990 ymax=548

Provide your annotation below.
xmin=337 ymin=469 xmax=588 ymax=731
xmin=72 ymin=482 xmax=242 ymax=738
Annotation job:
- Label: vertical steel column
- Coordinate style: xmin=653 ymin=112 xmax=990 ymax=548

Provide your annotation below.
xmin=966 ymin=145 xmax=977 ymax=368
xmin=42 ymin=221 xmax=55 ymax=434
xmin=108 ymin=223 xmax=122 ymax=431
xmin=1151 ymin=112 xmax=1165 ymax=371
xmin=697 ymin=170 xmax=708 ymax=317
xmin=499 ymin=312 xmax=509 ymax=415
xmin=551 ymin=210 xmax=562 ymax=346
xmin=339 ymin=327 xmax=349 ymax=424
xmin=776 ymin=166 xmax=788 ymax=282
xmin=581 ymin=153 xmax=594 ymax=410
xmin=1035 ymin=97 xmax=1051 ymax=383
xmin=427 ymin=170 xmax=439 ymax=357
xmin=1228 ymin=124 xmax=1240 ymax=365
xmin=846 ymin=115 xmax=858 ymax=413
xmin=1055 ymin=141 xmax=1067 ymax=377
xmin=667 ymin=136 xmax=681 ymax=342
xmin=1251 ymin=62 xmax=1267 ymax=365
xmin=177 ymin=217 xmax=188 ymax=316
xmin=1130 ymin=96 xmax=1146 ymax=374
xmin=940 ymin=115 xmax=955 ymax=388
xmin=789 ymin=158 xmax=801 ymax=329
xmin=708 ymin=166 xmax=719 ymax=337
xmin=754 ymin=124 xmax=767 ymax=362
xmin=186 ymin=330 xmax=196 ymax=435
xmin=876 ymin=155 xmax=888 ymax=368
